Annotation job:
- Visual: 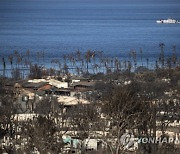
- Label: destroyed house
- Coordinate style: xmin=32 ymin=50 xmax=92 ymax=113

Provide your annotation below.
xmin=22 ymin=82 xmax=48 ymax=91
xmin=71 ymin=81 xmax=95 ymax=90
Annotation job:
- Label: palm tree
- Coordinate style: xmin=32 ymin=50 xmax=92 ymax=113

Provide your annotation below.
xmin=63 ymin=63 xmax=69 ymax=75
xmin=94 ymin=64 xmax=99 ymax=74
xmin=2 ymin=57 xmax=6 ymax=77
xmin=63 ymin=55 xmax=67 ymax=65
xmin=172 ymin=45 xmax=177 ymax=66
xmin=155 ymin=60 xmax=159 ymax=70
xmin=100 ymin=58 xmax=105 ymax=73
xmin=166 ymin=57 xmax=172 ymax=69
xmin=57 ymin=61 xmax=62 ymax=75
xmin=124 ymin=60 xmax=127 ymax=70
xmin=17 ymin=54 xmax=23 ymax=69
xmin=25 ymin=50 xmax=32 ymax=68
xmin=92 ymin=51 xmax=96 ymax=65
xmin=97 ymin=51 xmax=103 ymax=72
xmin=41 ymin=51 xmax=45 ymax=66
xmin=146 ymin=58 xmax=149 ymax=69
xmin=76 ymin=66 xmax=80 ymax=75
xmin=127 ymin=61 xmax=131 ymax=73
xmin=159 ymin=43 xmax=165 ymax=68
xmin=85 ymin=50 xmax=92 ymax=73
xmin=76 ymin=50 xmax=81 ymax=61
xmin=131 ymin=50 xmax=137 ymax=70
xmin=91 ymin=51 xmax=96 ymax=73
xmin=8 ymin=55 xmax=13 ymax=69
xmin=14 ymin=50 xmax=19 ymax=69
xmin=80 ymin=59 xmax=85 ymax=74
xmin=114 ymin=58 xmax=120 ymax=72
xmin=26 ymin=50 xmax=30 ymax=61
xmin=36 ymin=51 xmax=40 ymax=65
xmin=140 ymin=48 xmax=143 ymax=66
xmin=17 ymin=54 xmax=24 ymax=79
xmin=119 ymin=60 xmax=121 ymax=71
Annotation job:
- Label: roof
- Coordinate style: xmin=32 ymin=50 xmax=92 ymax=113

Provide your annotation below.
xmin=28 ymin=79 xmax=46 ymax=83
xmin=22 ymin=82 xmax=48 ymax=89
xmin=4 ymin=81 xmax=17 ymax=87
xmin=38 ymin=84 xmax=52 ymax=91
xmin=48 ymin=79 xmax=68 ymax=88
xmin=51 ymin=87 xmax=71 ymax=92
xmin=36 ymin=90 xmax=46 ymax=96
xmin=71 ymin=76 xmax=88 ymax=80
xmin=57 ymin=96 xmax=90 ymax=106
xmin=71 ymin=81 xmax=95 ymax=87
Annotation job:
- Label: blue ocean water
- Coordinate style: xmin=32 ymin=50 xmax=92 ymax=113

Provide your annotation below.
xmin=0 ymin=0 xmax=180 ymax=59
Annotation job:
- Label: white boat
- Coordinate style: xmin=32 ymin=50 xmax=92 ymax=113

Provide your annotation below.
xmin=156 ymin=20 xmax=163 ymax=23
xmin=156 ymin=18 xmax=179 ymax=24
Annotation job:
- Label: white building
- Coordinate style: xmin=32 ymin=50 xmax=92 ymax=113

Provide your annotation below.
xmin=48 ymin=79 xmax=68 ymax=89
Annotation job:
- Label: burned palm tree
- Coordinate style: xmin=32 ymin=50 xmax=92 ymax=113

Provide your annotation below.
xmin=172 ymin=45 xmax=177 ymax=66
xmin=155 ymin=60 xmax=159 ymax=70
xmin=75 ymin=50 xmax=81 ymax=70
xmin=159 ymin=43 xmax=165 ymax=68
xmin=8 ymin=55 xmax=13 ymax=69
xmin=92 ymin=51 xmax=96 ymax=65
xmin=146 ymin=58 xmax=149 ymax=69
xmin=114 ymin=58 xmax=121 ymax=72
xmin=57 ymin=61 xmax=62 ymax=75
xmin=140 ymin=48 xmax=143 ymax=66
xmin=17 ymin=54 xmax=23 ymax=69
xmin=36 ymin=51 xmax=40 ymax=65
xmin=76 ymin=66 xmax=80 ymax=75
xmin=69 ymin=53 xmax=76 ymax=69
xmin=2 ymin=57 xmax=6 ymax=77
xmin=63 ymin=63 xmax=69 ymax=75
xmin=131 ymin=50 xmax=137 ymax=70
xmin=91 ymin=51 xmax=96 ymax=73
xmin=76 ymin=50 xmax=81 ymax=61
xmin=41 ymin=51 xmax=45 ymax=66
xmin=97 ymin=51 xmax=104 ymax=73
xmin=26 ymin=50 xmax=30 ymax=62
xmin=124 ymin=60 xmax=127 ymax=70
xmin=104 ymin=58 xmax=111 ymax=74
xmin=51 ymin=59 xmax=59 ymax=70
xmin=25 ymin=50 xmax=32 ymax=68
xmin=93 ymin=63 xmax=99 ymax=74
xmin=63 ymin=54 xmax=67 ymax=65
xmin=85 ymin=50 xmax=92 ymax=74
xmin=14 ymin=50 xmax=19 ymax=69
xmin=8 ymin=55 xmax=15 ymax=78
xmin=127 ymin=60 xmax=132 ymax=73
xmin=166 ymin=57 xmax=172 ymax=69
xmin=80 ymin=58 xmax=85 ymax=74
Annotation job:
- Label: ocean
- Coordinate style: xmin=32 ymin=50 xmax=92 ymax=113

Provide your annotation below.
xmin=0 ymin=0 xmax=180 ymax=60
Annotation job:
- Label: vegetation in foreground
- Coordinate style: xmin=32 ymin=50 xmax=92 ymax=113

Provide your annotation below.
xmin=0 ymin=45 xmax=180 ymax=154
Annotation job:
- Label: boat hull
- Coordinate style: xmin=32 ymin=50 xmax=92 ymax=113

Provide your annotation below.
xmin=156 ymin=18 xmax=179 ymax=24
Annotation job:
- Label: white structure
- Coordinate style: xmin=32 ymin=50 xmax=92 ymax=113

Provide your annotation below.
xmin=57 ymin=96 xmax=90 ymax=106
xmin=83 ymin=138 xmax=98 ymax=150
xmin=48 ymin=79 xmax=68 ymax=89
xmin=71 ymin=76 xmax=87 ymax=84
xmin=28 ymin=79 xmax=46 ymax=83
xmin=72 ymin=79 xmax=81 ymax=84
xmin=12 ymin=114 xmax=39 ymax=122
xmin=21 ymin=89 xmax=35 ymax=100
xmin=28 ymin=79 xmax=68 ymax=89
